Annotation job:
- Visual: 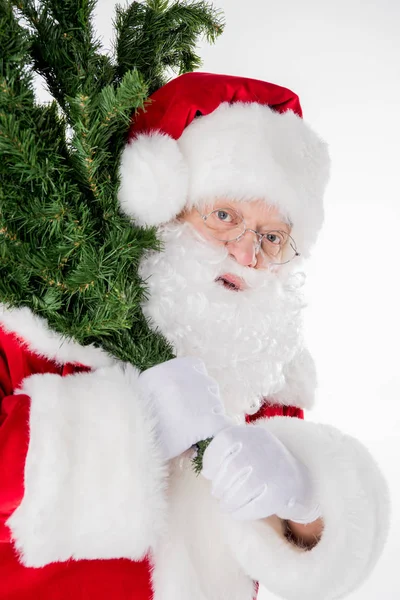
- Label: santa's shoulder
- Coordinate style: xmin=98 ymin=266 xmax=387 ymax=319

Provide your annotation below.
xmin=0 ymin=304 xmax=114 ymax=371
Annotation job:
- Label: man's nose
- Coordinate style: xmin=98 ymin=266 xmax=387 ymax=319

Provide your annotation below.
xmin=228 ymin=232 xmax=259 ymax=268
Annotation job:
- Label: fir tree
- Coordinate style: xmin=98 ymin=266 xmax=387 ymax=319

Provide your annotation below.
xmin=0 ymin=0 xmax=224 ymax=467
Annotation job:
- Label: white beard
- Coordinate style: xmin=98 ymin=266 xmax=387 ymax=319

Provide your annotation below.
xmin=139 ymin=221 xmax=307 ymax=418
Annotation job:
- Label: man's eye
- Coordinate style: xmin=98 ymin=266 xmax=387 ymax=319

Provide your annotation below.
xmin=266 ymin=233 xmax=281 ymax=245
xmin=217 ymin=210 xmax=232 ymax=222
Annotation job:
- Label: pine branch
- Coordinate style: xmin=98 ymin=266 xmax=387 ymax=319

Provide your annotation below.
xmin=114 ymin=0 xmax=225 ymax=94
xmin=1 ymin=0 xmax=224 ymax=472
xmin=67 ymin=69 xmax=148 ymax=215
xmin=192 ymin=438 xmax=212 ymax=474
xmin=10 ymin=0 xmax=115 ymax=118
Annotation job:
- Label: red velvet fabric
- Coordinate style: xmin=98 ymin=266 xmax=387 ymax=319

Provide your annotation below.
xmin=129 ymin=72 xmax=302 ymax=141
xmin=247 ymin=403 xmax=304 ymax=423
xmin=0 ymin=544 xmax=153 ymax=600
xmin=0 ymin=324 xmax=303 ymax=599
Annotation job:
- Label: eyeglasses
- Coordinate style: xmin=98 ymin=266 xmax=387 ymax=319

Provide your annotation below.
xmin=197 ymin=207 xmax=300 ymax=265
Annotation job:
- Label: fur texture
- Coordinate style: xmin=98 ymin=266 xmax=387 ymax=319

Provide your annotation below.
xmin=7 ymin=365 xmax=169 ymax=567
xmin=268 ymin=347 xmax=317 ymax=409
xmin=0 ymin=304 xmax=113 ymax=369
xmin=118 ymin=103 xmax=330 ymax=257
xmin=151 ymin=451 xmax=257 ymax=600
xmin=118 ymin=132 xmax=189 ymax=227
xmin=224 ymin=417 xmax=390 ymax=600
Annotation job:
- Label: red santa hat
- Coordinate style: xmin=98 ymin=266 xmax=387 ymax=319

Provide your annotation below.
xmin=118 ymin=72 xmax=330 ymax=257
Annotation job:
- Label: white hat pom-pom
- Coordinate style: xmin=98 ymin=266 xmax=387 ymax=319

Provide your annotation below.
xmin=118 ymin=132 xmax=189 ymax=227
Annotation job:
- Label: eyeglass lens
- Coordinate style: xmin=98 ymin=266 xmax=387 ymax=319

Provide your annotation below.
xmin=203 ymin=208 xmax=297 ymax=264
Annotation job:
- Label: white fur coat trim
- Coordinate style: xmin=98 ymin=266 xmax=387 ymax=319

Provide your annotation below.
xmin=225 ymin=417 xmax=389 ymax=600
xmin=7 ymin=365 xmax=168 ymax=567
xmin=268 ymin=347 xmax=316 ymax=409
xmin=0 ymin=304 xmax=114 ymax=369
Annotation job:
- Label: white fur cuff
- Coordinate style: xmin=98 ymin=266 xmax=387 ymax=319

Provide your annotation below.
xmin=7 ymin=365 xmax=168 ymax=567
xmin=225 ymin=417 xmax=389 ymax=600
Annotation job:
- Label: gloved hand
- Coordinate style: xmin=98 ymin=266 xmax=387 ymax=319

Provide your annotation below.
xmin=138 ymin=356 xmax=230 ymax=461
xmin=201 ymin=425 xmax=320 ymax=523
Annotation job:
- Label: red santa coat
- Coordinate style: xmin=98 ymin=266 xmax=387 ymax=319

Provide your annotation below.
xmin=0 ymin=313 xmax=303 ymax=600
xmin=0 ymin=306 xmax=389 ymax=600
xmin=0 ymin=326 xmax=153 ymax=599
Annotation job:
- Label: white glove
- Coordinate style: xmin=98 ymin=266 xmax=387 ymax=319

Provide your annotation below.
xmin=138 ymin=357 xmax=230 ymax=461
xmin=202 ymin=425 xmax=320 ymax=523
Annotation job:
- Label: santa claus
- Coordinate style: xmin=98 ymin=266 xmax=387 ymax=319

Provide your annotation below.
xmin=0 ymin=73 xmax=389 ymax=600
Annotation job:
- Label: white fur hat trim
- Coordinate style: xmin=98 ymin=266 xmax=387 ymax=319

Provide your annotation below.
xmin=118 ymin=103 xmax=330 ymax=256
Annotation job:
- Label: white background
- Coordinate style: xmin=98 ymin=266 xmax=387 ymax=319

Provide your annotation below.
xmin=39 ymin=1 xmax=400 ymax=598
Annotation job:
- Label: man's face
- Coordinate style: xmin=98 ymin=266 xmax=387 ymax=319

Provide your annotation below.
xmin=139 ymin=200 xmax=303 ymax=416
xmin=179 ymin=199 xmax=293 ymax=289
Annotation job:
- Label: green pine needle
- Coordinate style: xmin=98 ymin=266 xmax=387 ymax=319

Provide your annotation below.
xmin=192 ymin=438 xmax=213 ymax=475
xmin=0 ymin=0 xmax=224 ymax=471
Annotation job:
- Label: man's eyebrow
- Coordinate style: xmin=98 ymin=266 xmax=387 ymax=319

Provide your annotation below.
xmin=258 ymin=210 xmax=292 ymax=231
xmin=259 ymin=221 xmax=291 ymax=233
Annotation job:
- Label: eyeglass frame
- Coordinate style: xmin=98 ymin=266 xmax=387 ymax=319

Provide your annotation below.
xmin=196 ymin=207 xmax=300 ymax=266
